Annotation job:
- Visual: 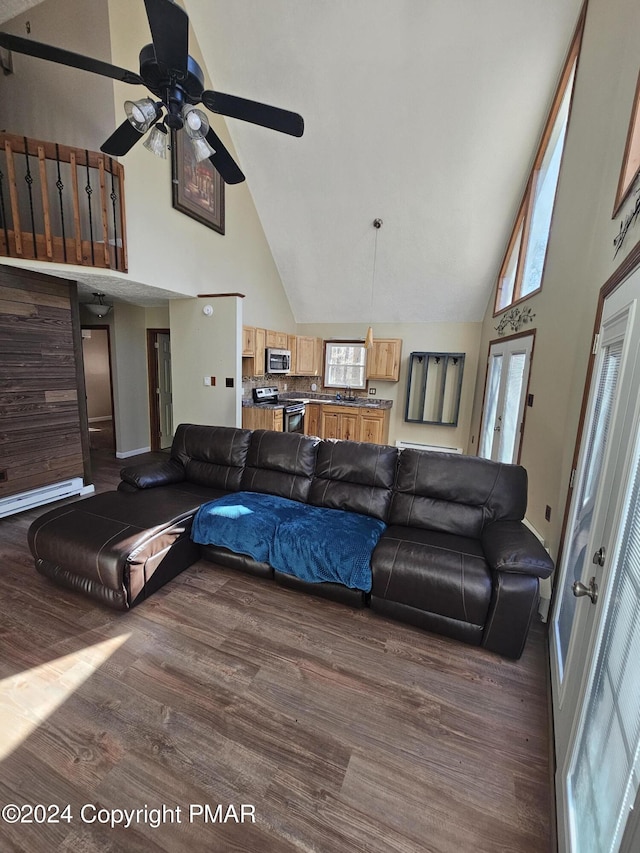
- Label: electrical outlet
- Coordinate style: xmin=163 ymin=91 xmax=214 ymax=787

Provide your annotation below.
xmin=545 ymin=505 xmax=552 ymax=521
xmin=369 ymin=387 xmax=376 ymax=395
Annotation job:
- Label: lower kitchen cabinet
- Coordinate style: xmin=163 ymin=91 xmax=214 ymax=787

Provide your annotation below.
xmin=317 ymin=404 xmax=390 ymax=444
xmin=321 ymin=405 xmax=360 ymax=442
xmin=242 ymin=407 xmax=283 ymax=431
xmin=304 ymin=403 xmax=322 ymax=437
xmin=359 ymin=407 xmax=390 ymax=444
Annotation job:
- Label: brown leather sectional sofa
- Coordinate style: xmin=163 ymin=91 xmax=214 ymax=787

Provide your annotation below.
xmin=28 ymin=423 xmax=554 ymax=659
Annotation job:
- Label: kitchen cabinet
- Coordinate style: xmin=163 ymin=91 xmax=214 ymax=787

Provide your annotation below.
xmin=311 ymin=403 xmax=390 ymax=444
xmin=241 ymin=327 xmax=266 ymax=376
xmin=242 ymin=406 xmax=283 ymax=431
xmin=321 ymin=405 xmax=360 ymax=442
xmin=265 ymin=329 xmax=289 ymax=350
xmin=366 ymin=338 xmax=402 ymax=381
xmin=304 ymin=402 xmax=322 ymax=437
xmin=359 ymin=407 xmax=390 ymax=444
xmin=293 ymin=335 xmax=323 ymax=376
xmin=242 ymin=326 xmax=256 ymax=356
xmin=254 ymin=328 xmax=266 ymax=376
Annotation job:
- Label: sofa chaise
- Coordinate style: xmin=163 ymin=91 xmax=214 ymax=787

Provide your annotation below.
xmin=28 ymin=423 xmax=554 ymax=659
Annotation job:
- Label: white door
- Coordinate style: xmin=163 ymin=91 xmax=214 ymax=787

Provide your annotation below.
xmin=551 ymin=266 xmax=640 ymax=852
xmin=157 ymin=332 xmax=173 ymax=449
xmin=478 ymin=333 xmax=534 ymax=463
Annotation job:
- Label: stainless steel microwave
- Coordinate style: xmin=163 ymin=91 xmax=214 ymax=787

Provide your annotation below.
xmin=266 ymin=348 xmax=291 ymax=373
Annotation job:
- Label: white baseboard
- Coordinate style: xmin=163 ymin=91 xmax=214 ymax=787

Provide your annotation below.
xmin=116 ymin=446 xmax=151 ymax=459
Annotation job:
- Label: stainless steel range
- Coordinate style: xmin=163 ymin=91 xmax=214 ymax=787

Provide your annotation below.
xmin=251 ymin=387 xmax=306 ymax=434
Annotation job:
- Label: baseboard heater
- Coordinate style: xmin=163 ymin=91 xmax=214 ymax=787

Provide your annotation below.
xmin=0 ymin=478 xmax=95 ymax=519
xmin=396 ymin=440 xmax=463 ymax=454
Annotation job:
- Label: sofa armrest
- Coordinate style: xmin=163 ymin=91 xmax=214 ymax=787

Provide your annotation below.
xmin=482 ymin=520 xmax=554 ymax=579
xmin=119 ymin=458 xmax=186 ymax=491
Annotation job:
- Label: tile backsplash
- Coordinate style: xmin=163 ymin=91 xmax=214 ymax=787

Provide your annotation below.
xmin=241 ymin=374 xmax=368 ymax=400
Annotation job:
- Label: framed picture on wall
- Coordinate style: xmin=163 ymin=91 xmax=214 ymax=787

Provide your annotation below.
xmin=613 ymin=67 xmax=640 ymax=218
xmin=171 ymin=129 xmax=225 ymax=234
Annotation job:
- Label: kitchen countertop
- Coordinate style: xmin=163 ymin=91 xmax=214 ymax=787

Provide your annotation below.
xmin=242 ymin=395 xmax=392 ymax=410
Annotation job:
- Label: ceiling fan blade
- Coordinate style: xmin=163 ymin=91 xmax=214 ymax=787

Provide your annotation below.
xmin=202 ymin=90 xmax=304 ymax=137
xmin=143 ymin=0 xmax=188 ymax=77
xmin=204 ymin=128 xmax=245 ymax=185
xmin=0 ymin=31 xmax=142 ymax=84
xmin=101 ymin=120 xmax=146 ymax=157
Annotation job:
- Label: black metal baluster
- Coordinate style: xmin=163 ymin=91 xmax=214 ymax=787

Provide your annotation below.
xmin=55 ymin=143 xmax=67 ymax=263
xmin=85 ymin=149 xmax=95 ymax=265
xmin=0 ymin=167 xmax=9 ymax=256
xmin=23 ymin=136 xmax=38 ymax=258
xmin=109 ymin=158 xmax=119 ymax=271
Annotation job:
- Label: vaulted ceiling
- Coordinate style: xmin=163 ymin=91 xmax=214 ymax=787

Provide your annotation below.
xmin=1 ymin=0 xmax=583 ymax=323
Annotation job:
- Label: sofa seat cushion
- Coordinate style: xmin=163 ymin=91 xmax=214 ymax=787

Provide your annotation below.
xmin=192 ymin=492 xmax=385 ymax=591
xmin=371 ymin=526 xmax=492 ymax=626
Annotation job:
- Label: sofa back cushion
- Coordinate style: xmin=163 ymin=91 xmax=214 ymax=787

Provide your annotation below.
xmin=389 ymin=448 xmax=527 ymax=538
xmin=308 ymin=439 xmax=397 ymax=521
xmin=240 ymin=430 xmax=320 ymax=503
xmin=171 ymin=424 xmax=252 ymax=492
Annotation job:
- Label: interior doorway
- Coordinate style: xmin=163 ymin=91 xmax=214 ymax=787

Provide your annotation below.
xmin=147 ymin=329 xmax=173 ymax=451
xmin=81 ymin=325 xmax=115 ymax=452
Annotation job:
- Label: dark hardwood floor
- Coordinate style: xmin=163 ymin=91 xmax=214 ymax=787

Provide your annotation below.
xmin=0 ymin=448 xmax=553 ymax=852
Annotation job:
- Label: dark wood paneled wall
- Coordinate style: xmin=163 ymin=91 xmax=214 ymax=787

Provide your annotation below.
xmin=0 ymin=265 xmax=90 ymax=499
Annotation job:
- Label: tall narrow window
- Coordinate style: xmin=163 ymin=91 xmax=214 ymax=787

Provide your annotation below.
xmin=613 ymin=68 xmax=640 ymax=218
xmin=494 ymin=13 xmax=583 ymax=314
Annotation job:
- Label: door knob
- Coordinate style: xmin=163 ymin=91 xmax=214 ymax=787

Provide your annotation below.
xmin=572 ymin=576 xmax=598 ymax=604
xmin=593 ymin=546 xmax=606 ymax=567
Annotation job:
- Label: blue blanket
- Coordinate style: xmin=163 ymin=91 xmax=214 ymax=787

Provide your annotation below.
xmin=191 ymin=491 xmax=385 ymax=591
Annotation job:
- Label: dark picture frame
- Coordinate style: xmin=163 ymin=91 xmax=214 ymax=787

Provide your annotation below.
xmin=171 ymin=129 xmax=225 ymax=234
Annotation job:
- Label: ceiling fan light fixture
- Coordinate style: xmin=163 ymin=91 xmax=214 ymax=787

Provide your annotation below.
xmin=182 ymin=104 xmax=210 ymax=139
xmin=189 ymin=135 xmax=216 ymax=163
xmin=143 ymin=122 xmax=168 ymax=158
xmin=84 ymin=293 xmax=112 ymax=318
xmin=124 ymin=97 xmax=159 ymax=133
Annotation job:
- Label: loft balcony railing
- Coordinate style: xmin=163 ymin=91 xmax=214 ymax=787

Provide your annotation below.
xmin=0 ymin=132 xmax=127 ymax=272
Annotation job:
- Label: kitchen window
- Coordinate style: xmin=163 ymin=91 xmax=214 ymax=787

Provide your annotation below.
xmin=324 ymin=341 xmax=367 ymax=390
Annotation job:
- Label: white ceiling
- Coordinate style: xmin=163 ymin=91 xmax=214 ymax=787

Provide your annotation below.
xmin=1 ymin=0 xmax=583 ymax=323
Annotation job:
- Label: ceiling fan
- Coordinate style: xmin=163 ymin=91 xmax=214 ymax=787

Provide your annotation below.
xmin=0 ymin=0 xmax=304 ymax=184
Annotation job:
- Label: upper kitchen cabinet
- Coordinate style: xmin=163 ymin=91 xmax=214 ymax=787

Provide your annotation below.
xmin=265 ymin=329 xmax=289 ymax=350
xmin=366 ymin=338 xmax=402 ymax=381
xmin=292 ymin=335 xmax=323 ymax=376
xmin=242 ymin=326 xmax=256 ymax=356
xmin=242 ymin=326 xmax=266 ymax=376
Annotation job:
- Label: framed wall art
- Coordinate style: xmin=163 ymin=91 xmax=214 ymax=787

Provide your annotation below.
xmin=171 ymin=129 xmax=225 ymax=234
